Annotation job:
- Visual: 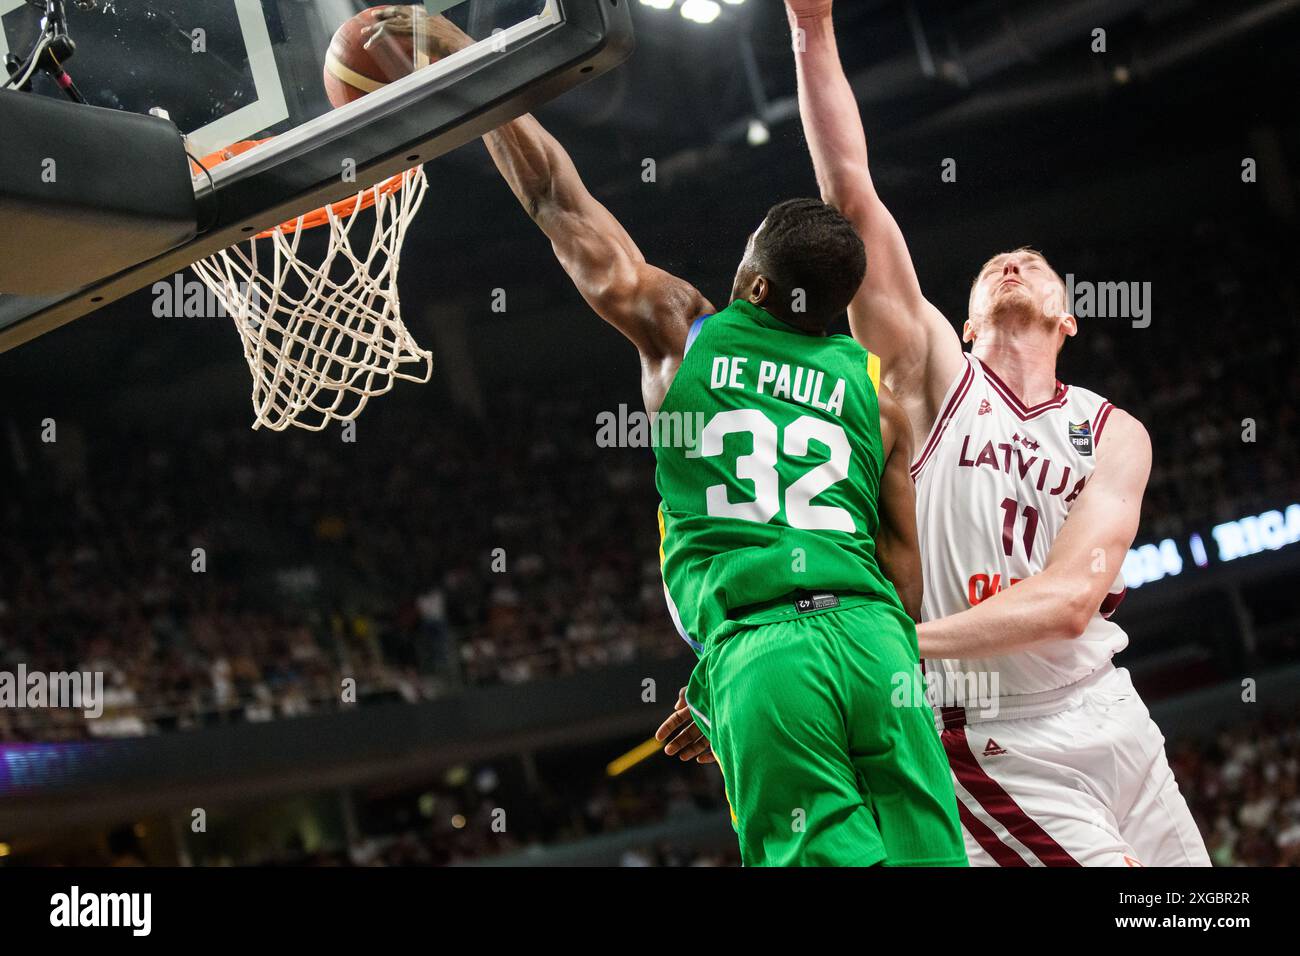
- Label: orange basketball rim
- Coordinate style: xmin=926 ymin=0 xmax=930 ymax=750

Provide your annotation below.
xmin=191 ymin=138 xmax=416 ymax=238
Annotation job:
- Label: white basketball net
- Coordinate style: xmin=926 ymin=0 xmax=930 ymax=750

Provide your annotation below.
xmin=191 ymin=167 xmax=432 ymax=432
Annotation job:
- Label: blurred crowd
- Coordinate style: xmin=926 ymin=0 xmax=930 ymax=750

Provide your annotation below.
xmin=191 ymin=754 xmax=739 ymax=868
xmin=347 ymin=757 xmax=737 ymax=868
xmin=1057 ymin=217 xmax=1300 ymax=538
xmin=0 ymin=391 xmax=678 ymax=740
xmin=198 ymin=712 xmax=1300 ymax=868
xmin=1173 ymin=713 xmax=1300 ymax=867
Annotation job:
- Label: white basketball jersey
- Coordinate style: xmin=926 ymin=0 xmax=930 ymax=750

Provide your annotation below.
xmin=913 ymin=354 xmax=1128 ymax=701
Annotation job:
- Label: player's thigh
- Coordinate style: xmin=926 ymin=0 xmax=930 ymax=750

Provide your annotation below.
xmin=703 ymin=618 xmax=886 ymax=866
xmin=1118 ymin=727 xmax=1211 ymax=866
xmin=942 ymin=716 xmax=1138 ymax=867
xmin=839 ymin=605 xmax=966 ymax=865
xmin=1093 ymin=679 xmax=1211 ymax=867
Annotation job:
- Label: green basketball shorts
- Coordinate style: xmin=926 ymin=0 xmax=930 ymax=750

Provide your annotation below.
xmin=685 ymin=599 xmax=967 ymax=867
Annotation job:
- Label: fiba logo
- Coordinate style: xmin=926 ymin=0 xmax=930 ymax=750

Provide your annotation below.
xmin=1068 ymin=420 xmax=1094 ymax=456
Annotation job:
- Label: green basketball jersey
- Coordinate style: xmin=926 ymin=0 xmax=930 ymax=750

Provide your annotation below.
xmin=654 ymin=299 xmax=904 ymax=654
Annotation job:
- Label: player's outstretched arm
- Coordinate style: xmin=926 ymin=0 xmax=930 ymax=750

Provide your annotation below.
xmin=786 ymin=1 xmax=963 ymax=429
xmin=367 ymin=8 xmax=712 ymax=411
xmin=876 ymin=385 xmax=923 ymax=622
xmin=916 ymin=411 xmax=1151 ymax=658
xmin=481 ymin=115 xmax=712 ymax=393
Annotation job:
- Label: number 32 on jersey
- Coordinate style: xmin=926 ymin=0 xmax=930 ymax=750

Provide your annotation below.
xmin=700 ymin=408 xmax=855 ymax=533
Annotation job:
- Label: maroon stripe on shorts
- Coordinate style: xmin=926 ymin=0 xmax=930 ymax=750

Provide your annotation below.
xmin=942 ymin=727 xmax=1081 ymax=867
xmin=952 ymin=792 xmax=1029 ymax=867
xmin=940 ymin=706 xmax=967 ymax=731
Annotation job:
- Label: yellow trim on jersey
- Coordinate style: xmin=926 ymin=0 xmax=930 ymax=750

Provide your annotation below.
xmin=866 ymin=352 xmax=882 ymax=393
xmin=657 ymin=506 xmax=666 ymax=565
xmin=713 ymin=753 xmax=738 ymax=828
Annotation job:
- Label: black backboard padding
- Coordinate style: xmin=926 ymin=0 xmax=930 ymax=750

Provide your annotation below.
xmin=0 ymin=92 xmax=197 ymax=296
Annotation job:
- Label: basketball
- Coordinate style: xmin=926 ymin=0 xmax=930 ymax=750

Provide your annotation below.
xmin=323 ymin=7 xmax=423 ymax=108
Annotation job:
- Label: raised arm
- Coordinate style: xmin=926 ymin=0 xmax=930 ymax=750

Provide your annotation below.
xmin=480 ymin=116 xmax=711 ymax=406
xmin=916 ymin=411 xmax=1150 ymax=658
xmin=876 ymin=384 xmax=922 ymax=621
xmin=366 ymin=7 xmax=712 ymax=411
xmin=786 ymin=1 xmax=964 ymax=437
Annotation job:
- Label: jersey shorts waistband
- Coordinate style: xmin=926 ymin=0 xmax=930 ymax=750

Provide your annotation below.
xmin=934 ymin=662 xmax=1118 ymax=729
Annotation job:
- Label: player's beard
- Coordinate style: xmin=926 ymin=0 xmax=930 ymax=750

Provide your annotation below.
xmin=984 ymin=282 xmax=1056 ymax=333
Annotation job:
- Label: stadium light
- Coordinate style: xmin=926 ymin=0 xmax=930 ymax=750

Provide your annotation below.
xmin=747 ymin=118 xmax=770 ymax=146
xmin=681 ymin=0 xmax=722 ymax=24
xmin=639 ymin=0 xmax=676 ymax=10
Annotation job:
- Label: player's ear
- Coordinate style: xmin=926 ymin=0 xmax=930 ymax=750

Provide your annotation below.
xmin=962 ymin=318 xmax=977 ymax=343
xmin=747 ymin=274 xmax=770 ymax=306
xmin=1060 ymin=312 xmax=1078 ymax=339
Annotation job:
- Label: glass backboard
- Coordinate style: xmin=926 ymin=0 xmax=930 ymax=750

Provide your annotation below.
xmin=0 ymin=0 xmax=632 ymax=349
xmin=0 ymin=1 xmax=551 ymax=158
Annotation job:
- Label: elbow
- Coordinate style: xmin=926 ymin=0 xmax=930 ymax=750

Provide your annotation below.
xmin=820 ymin=173 xmax=875 ymax=222
xmin=1053 ymin=590 xmax=1095 ymax=641
xmin=825 ymin=195 xmax=871 ymax=232
xmin=877 ymin=539 xmax=922 ymax=622
xmin=901 ymin=570 xmax=923 ymax=623
xmin=1027 ymin=566 xmax=1098 ymax=642
xmin=900 ymin=585 xmax=922 ymax=625
xmin=586 ymin=268 xmax=636 ymax=318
